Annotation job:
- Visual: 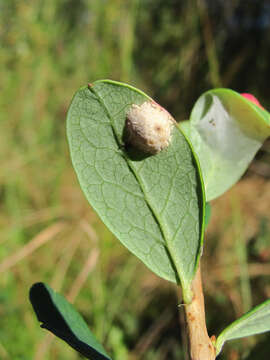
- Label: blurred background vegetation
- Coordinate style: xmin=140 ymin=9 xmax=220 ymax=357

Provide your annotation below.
xmin=1 ymin=0 xmax=270 ymax=359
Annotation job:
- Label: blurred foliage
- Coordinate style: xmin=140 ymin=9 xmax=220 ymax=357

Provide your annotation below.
xmin=0 ymin=0 xmax=270 ymax=359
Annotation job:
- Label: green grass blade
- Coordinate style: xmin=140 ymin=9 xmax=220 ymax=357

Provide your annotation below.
xmin=29 ymin=283 xmax=112 ymax=360
xmin=215 ymin=299 xmax=270 ymax=356
xmin=66 ymin=80 xmax=205 ymax=301
xmin=181 ymin=89 xmax=270 ymax=201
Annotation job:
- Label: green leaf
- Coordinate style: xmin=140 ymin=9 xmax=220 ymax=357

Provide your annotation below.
xmin=204 ymin=202 xmax=211 ymax=228
xmin=215 ymin=299 xmax=270 ymax=356
xmin=29 ymin=283 xmax=111 ymax=360
xmin=66 ymin=80 xmax=205 ymax=301
xmin=180 ymin=89 xmax=270 ymax=201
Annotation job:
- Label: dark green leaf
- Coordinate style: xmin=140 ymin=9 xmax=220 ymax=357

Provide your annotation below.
xmin=29 ymin=283 xmax=111 ymax=360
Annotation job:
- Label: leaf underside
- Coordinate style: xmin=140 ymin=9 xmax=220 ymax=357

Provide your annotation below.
xmin=67 ymin=80 xmax=204 ymax=298
xmin=216 ymin=299 xmax=270 ymax=355
xmin=181 ymin=88 xmax=270 ymax=201
xmin=29 ymin=283 xmax=111 ymax=360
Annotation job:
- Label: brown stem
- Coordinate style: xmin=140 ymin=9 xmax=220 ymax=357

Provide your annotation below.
xmin=184 ymin=264 xmax=216 ymax=360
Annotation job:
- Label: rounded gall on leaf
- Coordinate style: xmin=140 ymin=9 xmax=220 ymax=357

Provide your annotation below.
xmin=125 ymin=101 xmax=175 ymax=154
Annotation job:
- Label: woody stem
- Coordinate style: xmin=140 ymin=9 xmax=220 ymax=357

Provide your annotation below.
xmin=184 ymin=263 xmax=216 ymax=360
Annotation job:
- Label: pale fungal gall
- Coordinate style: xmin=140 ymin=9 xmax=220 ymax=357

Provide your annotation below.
xmin=125 ymin=101 xmax=175 ymax=154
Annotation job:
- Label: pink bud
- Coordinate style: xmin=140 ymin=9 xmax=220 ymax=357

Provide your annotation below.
xmin=241 ymin=93 xmax=264 ymax=110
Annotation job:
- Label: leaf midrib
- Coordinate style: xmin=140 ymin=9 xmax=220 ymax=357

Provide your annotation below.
xmin=89 ymin=85 xmax=181 ymax=285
